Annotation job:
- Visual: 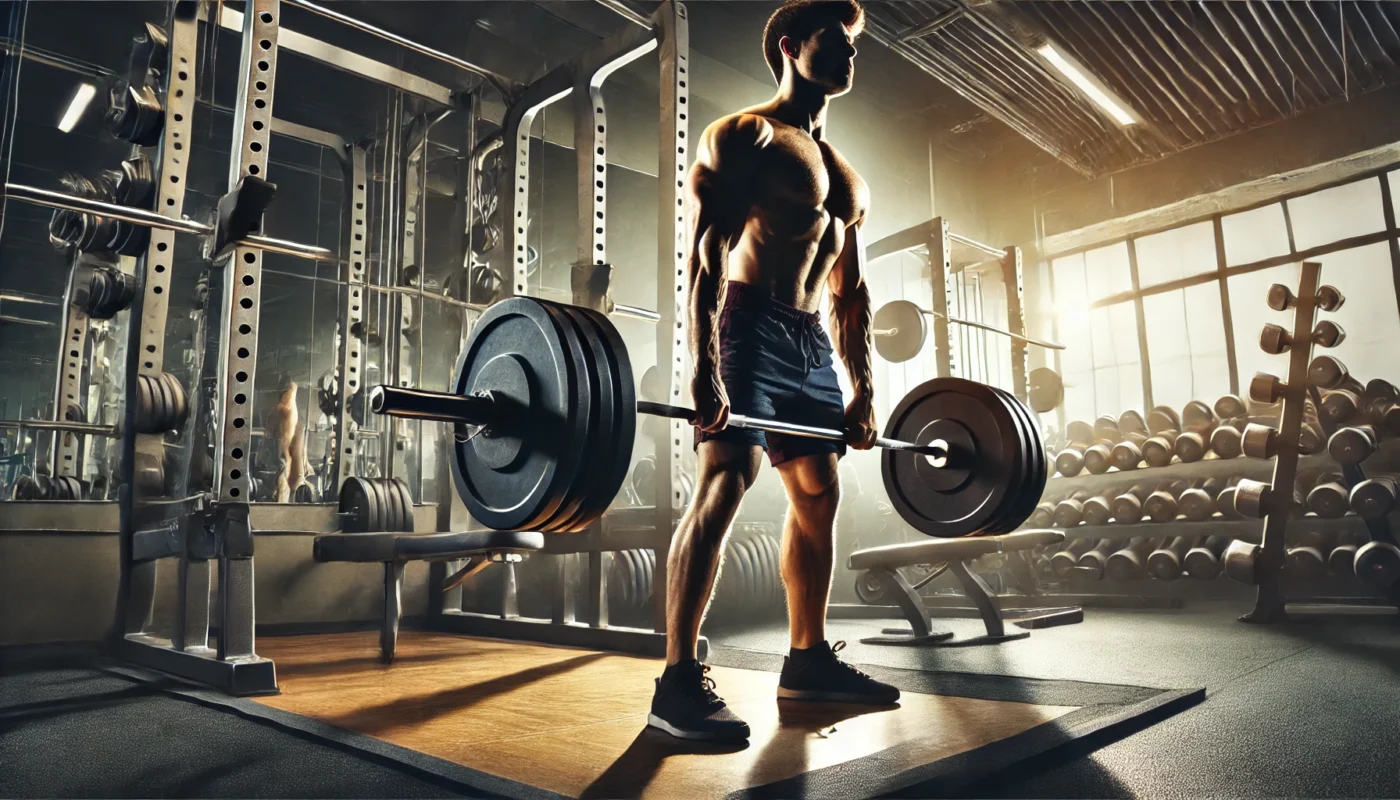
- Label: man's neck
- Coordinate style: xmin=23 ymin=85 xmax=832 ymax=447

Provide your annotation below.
xmin=770 ymin=74 xmax=831 ymax=137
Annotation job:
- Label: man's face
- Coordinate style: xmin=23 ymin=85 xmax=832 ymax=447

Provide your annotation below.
xmin=787 ymin=24 xmax=859 ymax=95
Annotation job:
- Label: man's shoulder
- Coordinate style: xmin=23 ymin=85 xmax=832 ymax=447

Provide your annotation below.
xmin=702 ymin=112 xmax=776 ymax=151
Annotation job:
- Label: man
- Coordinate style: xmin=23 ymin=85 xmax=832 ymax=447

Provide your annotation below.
xmin=648 ymin=0 xmax=899 ymax=743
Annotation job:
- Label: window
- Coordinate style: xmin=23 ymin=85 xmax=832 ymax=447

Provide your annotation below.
xmin=1287 ymin=178 xmax=1387 ymax=251
xmin=1134 ymin=220 xmax=1217 ymax=288
xmin=1053 ymin=247 xmax=1142 ymax=422
xmin=1143 ymin=283 xmax=1229 ymax=410
xmin=1222 ymin=203 xmax=1290 ymax=266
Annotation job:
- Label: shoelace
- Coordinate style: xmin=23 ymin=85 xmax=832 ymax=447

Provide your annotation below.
xmin=692 ymin=663 xmax=723 ymax=707
xmin=829 ymin=641 xmax=874 ymax=680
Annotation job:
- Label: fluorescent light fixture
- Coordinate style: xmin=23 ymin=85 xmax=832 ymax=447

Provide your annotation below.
xmin=57 ymin=83 xmax=97 ymax=133
xmin=1036 ymin=43 xmax=1137 ymax=127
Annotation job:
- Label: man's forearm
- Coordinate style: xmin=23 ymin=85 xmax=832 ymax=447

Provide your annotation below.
xmin=831 ymin=281 xmax=874 ymax=399
xmin=688 ymin=228 xmax=727 ymax=378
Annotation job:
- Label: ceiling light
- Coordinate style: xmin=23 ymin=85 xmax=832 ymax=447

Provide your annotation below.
xmin=57 ymin=83 xmax=96 ymax=133
xmin=1036 ymin=44 xmax=1137 ymax=127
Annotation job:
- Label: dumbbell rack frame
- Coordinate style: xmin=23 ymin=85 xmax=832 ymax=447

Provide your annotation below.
xmin=1237 ymin=261 xmax=1400 ymax=620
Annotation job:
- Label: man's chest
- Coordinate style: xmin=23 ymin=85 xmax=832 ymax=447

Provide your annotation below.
xmin=759 ymin=132 xmax=867 ymax=224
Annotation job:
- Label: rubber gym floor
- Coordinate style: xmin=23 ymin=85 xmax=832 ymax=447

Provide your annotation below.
xmin=2 ymin=601 xmax=1397 ymax=799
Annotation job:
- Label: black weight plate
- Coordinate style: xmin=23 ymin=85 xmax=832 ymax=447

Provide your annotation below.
xmin=993 ymin=386 xmax=1046 ymax=532
xmin=985 ymin=386 xmax=1033 ymax=533
xmin=638 ymin=548 xmax=656 ymax=602
xmin=135 ymin=375 xmax=154 ymax=433
xmin=152 ymin=372 xmax=175 ymax=432
xmin=738 ymin=539 xmax=761 ymax=609
xmin=533 ymin=302 xmax=597 ymax=533
xmin=761 ymin=535 xmax=781 ymax=603
xmin=980 ymin=387 xmax=1031 ymax=534
xmin=873 ymin=300 xmax=927 ymax=364
xmin=338 ymin=477 xmax=374 ymax=533
xmin=575 ymin=306 xmax=638 ymax=526
xmin=882 ymin=377 xmax=1021 ymax=537
xmin=621 ymin=548 xmax=642 ymax=608
xmin=386 ymin=478 xmax=405 ymax=533
xmin=394 ymin=478 xmax=415 ymax=533
xmin=369 ymin=478 xmax=394 ymax=532
xmin=546 ymin=305 xmax=612 ymax=533
xmin=450 ymin=298 xmax=585 ymax=531
xmin=752 ymin=537 xmax=774 ymax=604
xmin=163 ymin=373 xmax=188 ymax=429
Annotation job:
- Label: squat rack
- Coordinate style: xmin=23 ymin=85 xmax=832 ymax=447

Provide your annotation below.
xmin=866 ymin=217 xmax=1033 ymax=401
xmin=1 ymin=0 xmax=691 ymax=692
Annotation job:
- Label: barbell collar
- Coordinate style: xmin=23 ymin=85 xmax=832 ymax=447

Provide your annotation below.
xmin=369 ymin=385 xmax=498 ymax=427
xmin=4 ymin=182 xmax=336 ymax=262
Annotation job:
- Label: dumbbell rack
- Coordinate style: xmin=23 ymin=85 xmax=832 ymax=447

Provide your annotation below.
xmin=1228 ymin=262 xmax=1400 ymax=621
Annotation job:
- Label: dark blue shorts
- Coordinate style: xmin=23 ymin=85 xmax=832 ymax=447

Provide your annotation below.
xmin=696 ymin=281 xmax=848 ymax=467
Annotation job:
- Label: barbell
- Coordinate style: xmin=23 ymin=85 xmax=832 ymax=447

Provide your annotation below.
xmin=368 ymin=297 xmax=1047 ymax=538
xmin=872 ymin=300 xmax=1066 ymax=364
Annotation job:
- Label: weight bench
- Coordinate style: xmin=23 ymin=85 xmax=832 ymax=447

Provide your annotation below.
xmin=313 ymin=530 xmax=545 ymax=662
xmin=847 ymin=529 xmax=1082 ymax=646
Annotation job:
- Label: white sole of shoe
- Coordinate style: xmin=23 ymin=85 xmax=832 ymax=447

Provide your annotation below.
xmin=776 ymin=686 xmax=900 ymax=704
xmin=646 ymin=713 xmax=749 ymax=742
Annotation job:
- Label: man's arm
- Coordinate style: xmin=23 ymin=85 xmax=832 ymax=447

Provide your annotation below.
xmin=684 ymin=115 xmax=765 ymax=431
xmin=827 ymin=216 xmax=876 ymax=447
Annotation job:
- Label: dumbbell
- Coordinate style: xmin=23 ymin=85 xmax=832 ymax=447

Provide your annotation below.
xmin=1055 ymin=447 xmax=1085 ymax=478
xmin=1118 ymin=410 xmax=1148 ymax=438
xmin=1267 ymin=282 xmax=1345 ymax=313
xmin=1141 ymin=429 xmax=1179 ymax=468
xmin=1053 ymin=490 xmax=1093 ymax=528
xmin=1111 ymin=483 xmax=1155 ymax=524
xmin=1147 ymin=535 xmax=1197 ymax=581
xmin=1081 ymin=442 xmax=1114 ymax=475
xmin=1030 ymin=501 xmax=1055 ymax=528
xmin=1328 ymin=533 xmax=1365 ymax=576
xmin=1105 ymin=536 xmax=1158 ymax=581
xmin=1233 ymin=478 xmax=1300 ymax=519
xmin=1081 ymin=493 xmax=1114 ymax=526
xmin=1110 ymin=438 xmax=1145 ymax=471
xmin=1178 ymin=478 xmax=1225 ymax=522
xmin=1210 ymin=422 xmax=1244 ymax=460
xmin=1350 ymin=476 xmax=1399 ymax=520
xmin=1144 ymin=480 xmax=1190 ymax=522
xmin=1050 ymin=537 xmax=1097 ymax=577
xmin=1306 ymin=472 xmax=1350 ymax=518
xmin=1214 ymin=394 xmax=1247 ymax=420
xmin=1215 ymin=481 xmax=1243 ymax=520
xmin=1145 ymin=406 xmax=1181 ymax=435
xmin=1184 ymin=535 xmax=1231 ymax=580
xmin=1284 ymin=532 xmax=1330 ymax=579
xmin=1066 ymin=420 xmax=1095 ymax=446
xmin=1258 ymin=319 xmax=1346 ymax=355
xmin=1328 ymin=425 xmax=1379 ymax=466
xmin=1093 ymin=415 xmax=1121 ymax=443
xmin=1075 ymin=538 xmax=1125 ymax=581
xmin=1354 ymin=541 xmax=1400 ymax=588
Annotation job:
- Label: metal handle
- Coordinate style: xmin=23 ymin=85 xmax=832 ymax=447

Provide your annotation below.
xmin=369 ymin=385 xmax=497 ymax=426
xmin=636 ymin=401 xmax=948 ymax=463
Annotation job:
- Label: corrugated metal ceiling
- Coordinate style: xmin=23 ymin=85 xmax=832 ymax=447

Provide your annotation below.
xmin=864 ymin=1 xmax=1400 ymax=177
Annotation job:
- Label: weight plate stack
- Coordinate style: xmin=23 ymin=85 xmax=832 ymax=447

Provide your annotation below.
xmin=450 ymin=298 xmax=584 ymax=531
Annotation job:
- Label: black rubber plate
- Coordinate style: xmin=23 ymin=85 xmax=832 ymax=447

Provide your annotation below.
xmin=393 ymin=478 xmax=415 ymax=532
xmin=544 ymin=303 xmax=610 ymax=533
xmin=338 ymin=477 xmax=374 ymax=533
xmin=994 ymin=386 xmax=1046 ymax=533
xmin=574 ymin=305 xmax=638 ymax=527
xmin=882 ymin=377 xmax=1021 ymax=538
xmin=450 ymin=298 xmax=584 ymax=531
xmin=983 ymin=388 xmax=1031 ymax=534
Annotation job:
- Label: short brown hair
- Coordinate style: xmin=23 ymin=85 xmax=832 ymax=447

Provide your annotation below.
xmin=762 ymin=1 xmax=865 ymax=85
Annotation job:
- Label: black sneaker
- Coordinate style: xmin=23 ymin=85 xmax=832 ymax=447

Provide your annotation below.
xmin=647 ymin=660 xmax=751 ymax=742
xmin=777 ymin=641 xmax=900 ymax=704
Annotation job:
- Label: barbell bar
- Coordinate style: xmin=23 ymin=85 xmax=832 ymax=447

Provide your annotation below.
xmin=371 ymin=389 xmax=951 ymax=464
xmin=365 ymin=297 xmax=1045 ymax=537
xmin=872 ymin=299 xmax=1065 ymax=364
xmin=4 ymin=182 xmax=336 ymax=262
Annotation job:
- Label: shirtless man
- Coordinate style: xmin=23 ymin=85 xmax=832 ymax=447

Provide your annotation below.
xmin=647 ymin=0 xmax=898 ymax=743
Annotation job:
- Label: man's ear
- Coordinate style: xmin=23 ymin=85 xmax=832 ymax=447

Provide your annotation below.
xmin=779 ymin=34 xmax=799 ymax=61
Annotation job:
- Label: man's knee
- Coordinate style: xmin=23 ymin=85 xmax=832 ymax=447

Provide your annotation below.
xmin=781 ymin=454 xmax=842 ymax=518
